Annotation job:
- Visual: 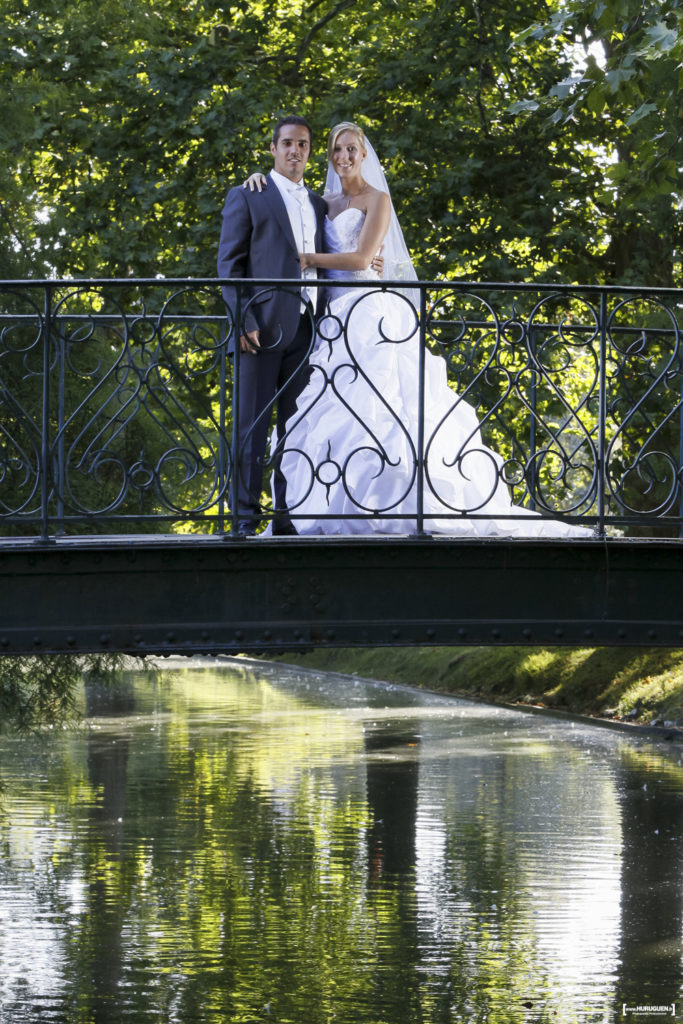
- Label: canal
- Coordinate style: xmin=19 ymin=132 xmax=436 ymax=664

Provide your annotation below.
xmin=0 ymin=658 xmax=681 ymax=1024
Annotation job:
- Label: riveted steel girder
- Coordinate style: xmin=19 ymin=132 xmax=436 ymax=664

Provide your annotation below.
xmin=1 ymin=536 xmax=682 ymax=655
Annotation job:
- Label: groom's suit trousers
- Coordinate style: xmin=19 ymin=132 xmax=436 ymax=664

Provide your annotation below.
xmin=234 ymin=313 xmax=313 ymax=521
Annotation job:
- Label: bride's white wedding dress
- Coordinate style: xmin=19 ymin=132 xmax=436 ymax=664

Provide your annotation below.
xmin=277 ymin=209 xmax=590 ymax=538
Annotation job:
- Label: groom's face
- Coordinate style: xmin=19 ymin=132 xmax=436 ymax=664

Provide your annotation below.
xmin=270 ymin=124 xmax=311 ymax=182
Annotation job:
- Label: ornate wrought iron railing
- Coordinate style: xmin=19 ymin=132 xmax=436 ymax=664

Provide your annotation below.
xmin=1 ymin=278 xmax=681 ymax=539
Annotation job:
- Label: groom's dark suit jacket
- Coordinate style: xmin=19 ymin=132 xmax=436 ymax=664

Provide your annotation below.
xmin=217 ymin=172 xmax=328 ymax=352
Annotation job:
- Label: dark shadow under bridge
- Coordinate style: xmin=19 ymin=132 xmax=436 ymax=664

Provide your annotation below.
xmin=1 ymin=277 xmax=682 ymax=655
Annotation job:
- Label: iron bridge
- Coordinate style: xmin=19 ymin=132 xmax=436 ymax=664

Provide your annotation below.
xmin=1 ymin=277 xmax=682 ymax=655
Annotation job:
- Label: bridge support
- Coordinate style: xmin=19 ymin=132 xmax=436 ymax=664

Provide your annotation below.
xmin=1 ymin=536 xmax=683 ymax=655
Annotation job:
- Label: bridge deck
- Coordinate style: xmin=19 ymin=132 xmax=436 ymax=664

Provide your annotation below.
xmin=1 ymin=534 xmax=682 ymax=655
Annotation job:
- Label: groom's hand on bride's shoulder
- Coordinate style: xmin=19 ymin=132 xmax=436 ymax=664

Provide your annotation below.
xmin=371 ymin=245 xmax=384 ymax=276
xmin=243 ymin=172 xmax=268 ymax=192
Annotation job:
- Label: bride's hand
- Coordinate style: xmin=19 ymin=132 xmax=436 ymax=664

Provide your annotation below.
xmin=299 ymin=252 xmax=315 ymax=270
xmin=242 ymin=172 xmax=267 ymax=192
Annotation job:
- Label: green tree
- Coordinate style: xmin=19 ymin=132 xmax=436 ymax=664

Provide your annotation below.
xmin=1 ymin=0 xmax=678 ymax=285
xmin=509 ymin=0 xmax=682 ymax=285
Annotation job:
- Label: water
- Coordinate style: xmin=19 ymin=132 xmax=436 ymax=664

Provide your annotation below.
xmin=0 ymin=659 xmax=681 ymax=1024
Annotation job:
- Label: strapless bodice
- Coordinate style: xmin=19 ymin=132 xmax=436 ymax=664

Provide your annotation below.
xmin=323 ymin=209 xmax=380 ymax=282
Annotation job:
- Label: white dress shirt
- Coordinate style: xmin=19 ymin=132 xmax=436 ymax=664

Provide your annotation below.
xmin=270 ymin=169 xmax=318 ymax=309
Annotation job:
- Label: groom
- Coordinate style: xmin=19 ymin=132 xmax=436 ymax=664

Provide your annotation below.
xmin=217 ymin=115 xmax=327 ymax=535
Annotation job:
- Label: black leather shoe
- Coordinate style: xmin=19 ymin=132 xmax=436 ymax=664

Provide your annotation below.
xmin=237 ymin=521 xmax=257 ymax=536
xmin=272 ymin=519 xmax=298 ymax=536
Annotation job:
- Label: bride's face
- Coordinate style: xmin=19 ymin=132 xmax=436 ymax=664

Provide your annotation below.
xmin=331 ymin=131 xmax=365 ymax=180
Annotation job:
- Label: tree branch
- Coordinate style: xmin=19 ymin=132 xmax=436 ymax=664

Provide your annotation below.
xmin=472 ymin=1 xmax=491 ymax=135
xmin=294 ymin=0 xmax=357 ymax=64
xmin=0 ymin=198 xmax=30 ymax=259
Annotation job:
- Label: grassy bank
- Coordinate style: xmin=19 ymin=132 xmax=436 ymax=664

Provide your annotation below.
xmin=267 ymin=646 xmax=683 ymax=726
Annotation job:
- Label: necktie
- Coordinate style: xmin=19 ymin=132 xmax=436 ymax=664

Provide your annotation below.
xmin=288 ymin=185 xmax=315 ymax=308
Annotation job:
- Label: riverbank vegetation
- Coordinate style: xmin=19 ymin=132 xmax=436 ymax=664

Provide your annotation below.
xmin=266 ymin=646 xmax=683 ymax=727
xmin=1 ymin=646 xmax=681 ymax=742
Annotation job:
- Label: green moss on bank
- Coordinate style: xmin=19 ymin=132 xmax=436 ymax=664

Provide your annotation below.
xmin=267 ymin=646 xmax=683 ymax=726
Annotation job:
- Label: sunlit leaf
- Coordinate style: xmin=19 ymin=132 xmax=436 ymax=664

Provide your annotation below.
xmin=644 ymin=21 xmax=679 ymax=51
xmin=625 ymin=101 xmax=658 ymax=126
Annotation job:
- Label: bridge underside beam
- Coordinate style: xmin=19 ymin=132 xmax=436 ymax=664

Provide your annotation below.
xmin=1 ymin=536 xmax=682 ymax=656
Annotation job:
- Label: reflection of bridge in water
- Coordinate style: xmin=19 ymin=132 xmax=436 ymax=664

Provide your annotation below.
xmin=1 ymin=277 xmax=682 ymax=655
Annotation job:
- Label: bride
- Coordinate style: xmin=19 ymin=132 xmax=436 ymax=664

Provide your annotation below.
xmin=251 ymin=121 xmax=591 ymax=538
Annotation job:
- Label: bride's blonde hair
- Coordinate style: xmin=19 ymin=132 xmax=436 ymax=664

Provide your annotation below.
xmin=327 ymin=121 xmax=367 ymax=161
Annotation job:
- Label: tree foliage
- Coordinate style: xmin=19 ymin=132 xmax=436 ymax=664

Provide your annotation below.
xmin=510 ymin=0 xmax=682 ymax=284
xmin=1 ymin=0 xmax=679 ymax=286
xmin=0 ymin=653 xmax=126 ymax=733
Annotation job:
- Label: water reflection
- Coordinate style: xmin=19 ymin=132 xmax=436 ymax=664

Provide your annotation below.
xmin=0 ymin=659 xmax=681 ymax=1023
xmin=617 ymin=756 xmax=683 ymax=1011
xmin=83 ymin=680 xmax=137 ymax=1022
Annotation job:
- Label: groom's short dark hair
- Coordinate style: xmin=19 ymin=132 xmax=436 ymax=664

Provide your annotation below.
xmin=272 ymin=115 xmax=313 ymax=147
